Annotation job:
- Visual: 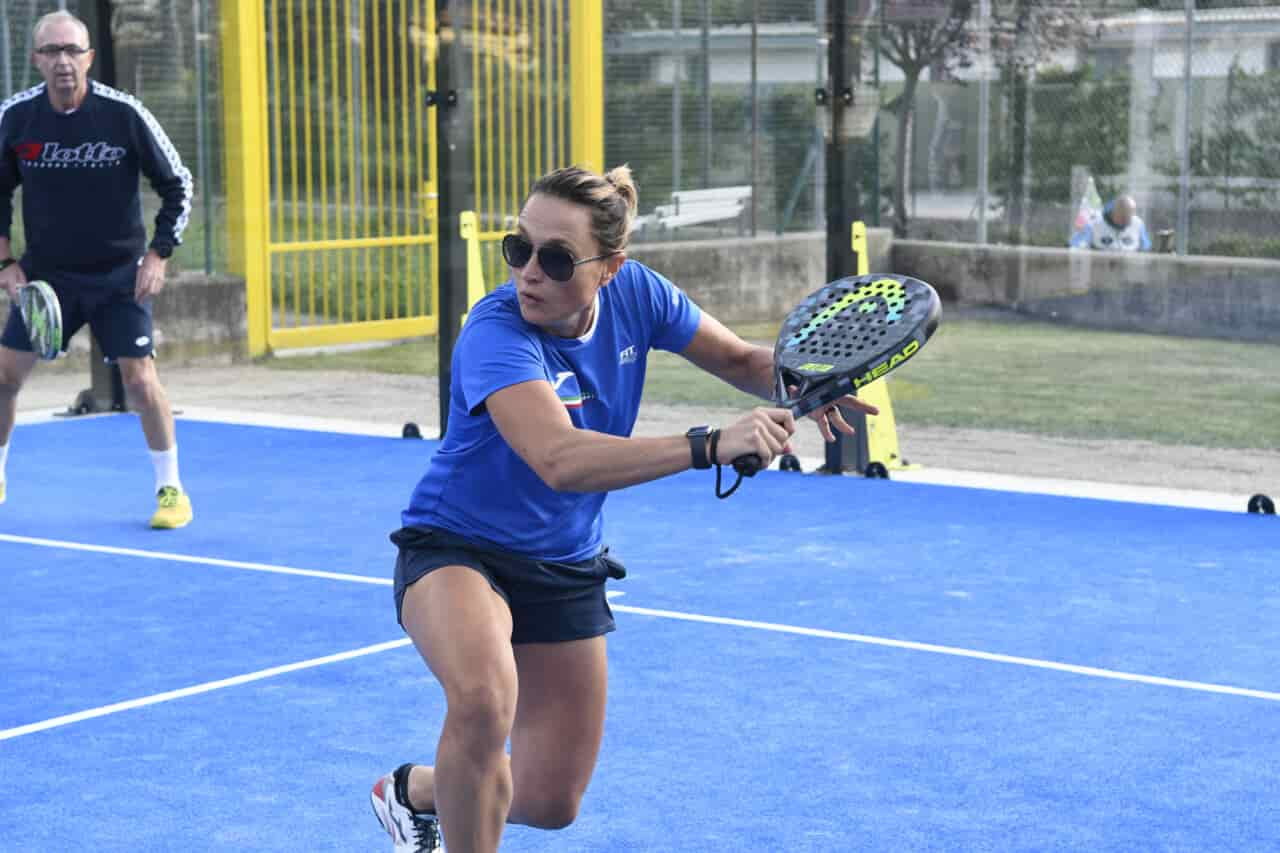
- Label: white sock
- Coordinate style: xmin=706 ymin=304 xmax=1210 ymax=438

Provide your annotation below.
xmin=0 ymin=441 xmax=8 ymax=483
xmin=150 ymin=447 xmax=182 ymax=492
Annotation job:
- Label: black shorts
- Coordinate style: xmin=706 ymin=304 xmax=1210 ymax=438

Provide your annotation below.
xmin=391 ymin=525 xmax=627 ymax=645
xmin=1 ymin=261 xmax=154 ymax=360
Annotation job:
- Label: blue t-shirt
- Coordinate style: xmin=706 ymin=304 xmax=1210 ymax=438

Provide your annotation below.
xmin=402 ymin=259 xmax=702 ymax=561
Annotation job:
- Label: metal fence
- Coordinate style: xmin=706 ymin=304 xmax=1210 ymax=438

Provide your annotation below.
xmin=605 ymin=0 xmax=837 ymax=242
xmin=0 ymin=0 xmax=222 ymax=271
xmin=891 ymin=4 xmax=1280 ymax=259
xmin=602 ymin=1 xmax=1280 ymax=261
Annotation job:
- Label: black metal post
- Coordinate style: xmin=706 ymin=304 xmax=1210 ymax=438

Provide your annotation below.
xmin=66 ymin=0 xmax=125 ymax=416
xmin=820 ymin=2 xmax=869 ymax=475
xmin=434 ymin=5 xmax=470 ymax=438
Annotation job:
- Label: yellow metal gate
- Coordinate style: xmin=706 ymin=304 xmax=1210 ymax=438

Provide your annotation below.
xmin=463 ymin=0 xmax=604 ymax=303
xmin=221 ymin=1 xmax=603 ymax=356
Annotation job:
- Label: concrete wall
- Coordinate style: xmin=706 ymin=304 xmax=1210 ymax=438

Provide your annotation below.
xmin=151 ymin=272 xmax=248 ymax=360
xmin=628 ymin=228 xmax=893 ymax=326
xmin=5 ymin=272 xmax=248 ymax=371
xmin=891 ymin=240 xmax=1280 ymax=342
xmin=21 ymin=232 xmax=1274 ymax=371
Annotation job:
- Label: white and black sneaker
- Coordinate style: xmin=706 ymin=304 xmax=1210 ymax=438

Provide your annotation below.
xmin=371 ymin=764 xmax=443 ymax=853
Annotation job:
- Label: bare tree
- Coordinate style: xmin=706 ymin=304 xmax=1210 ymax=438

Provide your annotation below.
xmin=879 ymin=1 xmax=975 ymax=237
xmin=877 ymin=0 xmax=1089 ymax=238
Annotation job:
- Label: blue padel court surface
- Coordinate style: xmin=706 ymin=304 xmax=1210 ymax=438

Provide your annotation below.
xmin=2 ymin=414 xmax=1278 ymax=851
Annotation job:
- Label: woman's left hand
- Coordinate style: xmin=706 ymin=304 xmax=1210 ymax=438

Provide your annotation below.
xmin=789 ymin=386 xmax=880 ymax=442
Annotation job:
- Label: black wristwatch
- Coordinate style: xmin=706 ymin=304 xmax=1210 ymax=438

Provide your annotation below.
xmin=0 ymin=257 xmax=16 ymax=271
xmin=686 ymin=425 xmax=713 ymax=470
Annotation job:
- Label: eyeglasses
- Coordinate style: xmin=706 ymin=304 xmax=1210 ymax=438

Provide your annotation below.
xmin=34 ymin=44 xmax=90 ymax=58
xmin=501 ymin=234 xmax=617 ymax=283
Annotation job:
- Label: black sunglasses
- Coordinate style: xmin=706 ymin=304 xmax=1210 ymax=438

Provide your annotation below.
xmin=501 ymin=234 xmax=617 ymax=283
xmin=34 ymin=43 xmax=90 ymax=57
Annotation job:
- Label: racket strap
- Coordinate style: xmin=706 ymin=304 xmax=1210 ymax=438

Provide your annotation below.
xmin=709 ymin=429 xmax=745 ymax=500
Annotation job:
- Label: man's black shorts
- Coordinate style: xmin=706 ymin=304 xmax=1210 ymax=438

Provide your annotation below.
xmin=391 ymin=525 xmax=627 ymax=645
xmin=2 ymin=261 xmax=154 ymax=360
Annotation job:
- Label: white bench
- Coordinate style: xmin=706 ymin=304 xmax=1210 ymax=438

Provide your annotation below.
xmin=635 ymin=185 xmax=753 ymax=235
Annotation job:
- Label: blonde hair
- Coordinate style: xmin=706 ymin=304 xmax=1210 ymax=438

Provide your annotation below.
xmin=32 ymin=11 xmax=91 ymax=48
xmin=527 ymin=165 xmax=639 ymax=254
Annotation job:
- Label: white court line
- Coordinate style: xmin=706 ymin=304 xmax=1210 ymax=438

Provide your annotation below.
xmin=0 ymin=638 xmax=412 ymax=742
xmin=15 ymin=406 xmax=410 ymax=437
xmin=174 ymin=410 xmax=1255 ymax=513
xmin=17 ymin=405 xmax=1253 ymax=512
xmin=175 ymin=406 xmax=408 ymax=438
xmin=0 ymin=533 xmax=628 ymax=601
xmin=0 ymin=533 xmax=392 ymax=587
xmin=791 ymin=455 xmax=1249 ymax=514
xmin=7 ymin=600 xmax=1273 ymax=744
xmin=15 ymin=409 xmax=111 ymax=427
xmin=612 ymin=604 xmax=1280 ymax=704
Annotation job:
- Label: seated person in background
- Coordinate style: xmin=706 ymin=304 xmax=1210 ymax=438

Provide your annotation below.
xmin=1069 ymin=195 xmax=1152 ymax=252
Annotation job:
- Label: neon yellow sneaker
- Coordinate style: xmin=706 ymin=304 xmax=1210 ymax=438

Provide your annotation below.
xmin=150 ymin=485 xmax=193 ymax=529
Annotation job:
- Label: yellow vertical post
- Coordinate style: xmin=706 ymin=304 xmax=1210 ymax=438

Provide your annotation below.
xmin=425 ymin=0 xmax=439 ymax=320
xmin=424 ymin=0 xmax=440 ymax=317
xmin=300 ymin=2 xmax=315 ymax=322
xmin=851 ymin=220 xmax=869 ymax=276
xmin=459 ymin=211 xmax=486 ymax=324
xmin=220 ymin=0 xmax=270 ymax=356
xmin=852 ymin=220 xmax=915 ymax=471
xmin=371 ymin=0 xmax=386 ymax=321
xmin=569 ymin=0 xmax=603 ymax=171
xmin=285 ymin=0 xmax=299 ymax=326
xmin=532 ymin=0 xmax=542 ymax=173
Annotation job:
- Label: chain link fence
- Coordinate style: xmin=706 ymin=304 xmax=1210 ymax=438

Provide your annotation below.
xmin=5 ymin=2 xmax=1278 ymax=265
xmin=605 ymin=0 xmax=837 ymax=242
xmin=601 ymin=1 xmax=1280 ymax=260
xmin=869 ymin=2 xmax=1280 ymax=259
xmin=0 ymin=0 xmax=222 ymax=272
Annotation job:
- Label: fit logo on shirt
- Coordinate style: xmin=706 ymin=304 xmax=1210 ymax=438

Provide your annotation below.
xmin=14 ymin=140 xmax=126 ymax=168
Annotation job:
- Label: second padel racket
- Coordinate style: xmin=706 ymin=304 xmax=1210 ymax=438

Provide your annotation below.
xmin=18 ymin=280 xmax=63 ymax=361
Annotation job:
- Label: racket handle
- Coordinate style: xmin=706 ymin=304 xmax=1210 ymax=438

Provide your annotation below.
xmin=731 ymin=454 xmax=763 ymax=477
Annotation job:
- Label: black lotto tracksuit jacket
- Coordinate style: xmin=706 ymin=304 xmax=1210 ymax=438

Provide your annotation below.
xmin=0 ymin=80 xmax=192 ymax=279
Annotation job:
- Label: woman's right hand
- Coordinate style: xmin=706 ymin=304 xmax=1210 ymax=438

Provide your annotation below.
xmin=713 ymin=407 xmax=796 ymax=470
xmin=1 ymin=262 xmax=27 ymax=302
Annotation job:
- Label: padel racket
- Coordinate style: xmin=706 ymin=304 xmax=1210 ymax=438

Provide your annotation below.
xmin=731 ymin=273 xmax=942 ymax=481
xmin=18 ymin=280 xmax=63 ymax=360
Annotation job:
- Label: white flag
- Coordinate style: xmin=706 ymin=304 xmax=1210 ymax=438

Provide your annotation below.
xmin=1072 ymin=175 xmax=1103 ymax=238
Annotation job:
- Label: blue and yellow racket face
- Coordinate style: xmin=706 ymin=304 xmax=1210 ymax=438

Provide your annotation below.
xmin=775 ymin=274 xmax=940 ymax=408
xmin=18 ymin=280 xmax=63 ymax=361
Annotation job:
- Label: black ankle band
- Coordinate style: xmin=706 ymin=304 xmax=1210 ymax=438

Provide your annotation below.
xmin=393 ymin=763 xmax=416 ymax=811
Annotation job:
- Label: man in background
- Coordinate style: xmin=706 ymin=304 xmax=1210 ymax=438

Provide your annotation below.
xmin=0 ymin=10 xmax=194 ymax=527
xmin=1070 ymin=194 xmax=1152 ymax=252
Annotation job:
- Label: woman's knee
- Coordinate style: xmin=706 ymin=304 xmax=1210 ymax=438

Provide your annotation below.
xmin=510 ymin=792 xmax=582 ymax=830
xmin=443 ymin=679 xmax=517 ymax=755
